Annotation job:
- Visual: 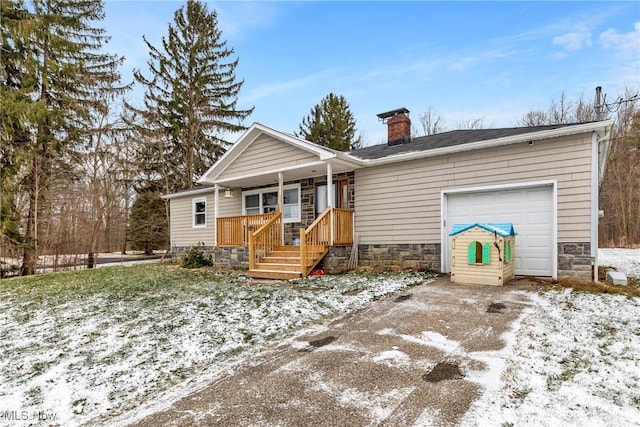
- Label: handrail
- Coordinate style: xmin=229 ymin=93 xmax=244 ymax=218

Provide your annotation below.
xmin=307 ymin=207 xmax=332 ymax=233
xmin=249 ymin=212 xmax=282 ymax=271
xmin=253 ymin=211 xmax=282 ymax=235
xmin=300 ymin=208 xmax=332 ymax=276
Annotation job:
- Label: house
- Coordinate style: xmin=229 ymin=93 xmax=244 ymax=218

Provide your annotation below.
xmin=162 ymin=108 xmax=613 ymax=281
xmin=449 ymin=223 xmax=516 ymax=286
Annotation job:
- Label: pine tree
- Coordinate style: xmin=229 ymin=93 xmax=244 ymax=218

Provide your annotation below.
xmin=9 ymin=0 xmax=125 ymax=275
xmin=126 ymin=0 xmax=253 ymax=193
xmin=128 ymin=190 xmax=169 ymax=255
xmin=296 ymin=93 xmax=361 ymax=151
xmin=0 ymin=0 xmax=32 ymax=245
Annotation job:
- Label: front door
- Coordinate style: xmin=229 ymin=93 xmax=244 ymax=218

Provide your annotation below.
xmin=315 ymin=179 xmax=349 ymax=216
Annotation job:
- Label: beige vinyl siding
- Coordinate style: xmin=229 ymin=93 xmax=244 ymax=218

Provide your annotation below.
xmin=169 ymin=193 xmax=215 ymax=247
xmin=218 ymin=189 xmax=242 ymax=217
xmin=217 ymin=135 xmax=319 ymax=181
xmin=355 ymin=134 xmax=592 ymax=244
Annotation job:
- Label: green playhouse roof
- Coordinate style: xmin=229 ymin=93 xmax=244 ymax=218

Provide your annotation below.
xmin=449 ymin=223 xmax=516 ymax=237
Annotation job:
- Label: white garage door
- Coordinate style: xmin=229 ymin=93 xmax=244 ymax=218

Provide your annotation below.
xmin=445 ymin=185 xmax=554 ymax=276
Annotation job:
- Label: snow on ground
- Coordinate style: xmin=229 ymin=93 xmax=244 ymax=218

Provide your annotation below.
xmin=599 ymin=248 xmax=640 ymax=279
xmin=0 ymin=266 xmax=431 ymax=427
xmin=461 ymin=288 xmax=640 ymax=427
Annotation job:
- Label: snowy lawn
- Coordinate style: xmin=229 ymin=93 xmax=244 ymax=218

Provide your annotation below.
xmin=599 ymin=248 xmax=640 ymax=281
xmin=0 ymin=265 xmax=431 ymax=426
xmin=462 ymin=248 xmax=640 ymax=426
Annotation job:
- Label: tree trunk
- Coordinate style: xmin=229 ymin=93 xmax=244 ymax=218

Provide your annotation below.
xmin=20 ymin=168 xmax=37 ymax=276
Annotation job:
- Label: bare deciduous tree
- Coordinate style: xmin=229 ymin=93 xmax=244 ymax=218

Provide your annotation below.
xmin=416 ymin=106 xmax=445 ymax=136
xmin=455 ymin=117 xmax=485 ymax=130
xmin=517 ymin=109 xmax=549 ymax=127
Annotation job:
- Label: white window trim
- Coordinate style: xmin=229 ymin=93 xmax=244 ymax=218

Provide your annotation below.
xmin=241 ymin=183 xmax=301 ymax=223
xmin=192 ymin=197 xmax=207 ymax=228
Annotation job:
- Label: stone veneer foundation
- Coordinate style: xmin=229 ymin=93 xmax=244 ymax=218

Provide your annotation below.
xmin=172 ymin=246 xmax=248 ymax=269
xmin=172 ymin=241 xmax=592 ymax=279
xmin=357 ymin=244 xmax=441 ymax=272
xmin=557 ymin=242 xmax=593 ymax=279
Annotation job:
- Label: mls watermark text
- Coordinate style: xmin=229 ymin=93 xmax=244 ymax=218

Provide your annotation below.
xmin=0 ymin=409 xmax=58 ymax=422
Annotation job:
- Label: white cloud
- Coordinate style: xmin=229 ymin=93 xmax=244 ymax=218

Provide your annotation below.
xmin=598 ymin=21 xmax=640 ymax=89
xmin=214 ymin=2 xmax=283 ymax=41
xmin=449 ymin=47 xmax=514 ymax=71
xmin=599 ymin=21 xmax=640 ymax=56
xmin=243 ymin=68 xmax=343 ymax=104
xmin=553 ymin=24 xmax=592 ymax=51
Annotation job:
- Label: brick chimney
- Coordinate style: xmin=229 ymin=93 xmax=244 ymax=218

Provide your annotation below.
xmin=377 ymin=108 xmax=411 ymax=146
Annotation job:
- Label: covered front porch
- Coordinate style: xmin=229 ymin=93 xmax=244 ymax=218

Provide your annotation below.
xmin=216 ymin=207 xmax=354 ymax=279
xmin=197 ymin=125 xmax=362 ymax=279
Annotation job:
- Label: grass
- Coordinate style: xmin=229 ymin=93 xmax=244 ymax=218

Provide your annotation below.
xmin=0 ymin=264 xmax=433 ymax=425
xmin=550 ymin=276 xmax=640 ymax=298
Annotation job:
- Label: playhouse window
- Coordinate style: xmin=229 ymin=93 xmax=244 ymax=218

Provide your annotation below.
xmin=505 ymin=240 xmax=512 ymax=263
xmin=468 ymin=241 xmax=490 ymax=264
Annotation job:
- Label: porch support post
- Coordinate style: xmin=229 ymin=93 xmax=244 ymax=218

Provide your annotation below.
xmin=278 ymin=171 xmax=284 ymax=246
xmin=327 ymin=162 xmax=334 ymax=245
xmin=214 ymin=184 xmax=219 ymax=246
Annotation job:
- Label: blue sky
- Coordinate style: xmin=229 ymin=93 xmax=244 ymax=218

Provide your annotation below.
xmin=104 ymin=1 xmax=640 ymax=145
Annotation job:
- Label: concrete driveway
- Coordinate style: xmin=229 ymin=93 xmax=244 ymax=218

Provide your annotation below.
xmin=129 ymin=277 xmax=537 ymax=427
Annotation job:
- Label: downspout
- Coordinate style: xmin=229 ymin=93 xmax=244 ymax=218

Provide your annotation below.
xmin=214 ymin=184 xmax=219 ymax=247
xmin=278 ymin=172 xmax=284 ymax=246
xmin=590 ymin=131 xmax=599 ymax=281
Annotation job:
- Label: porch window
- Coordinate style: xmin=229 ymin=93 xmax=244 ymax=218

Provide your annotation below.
xmin=242 ymin=184 xmax=301 ymax=223
xmin=193 ymin=198 xmax=206 ymax=227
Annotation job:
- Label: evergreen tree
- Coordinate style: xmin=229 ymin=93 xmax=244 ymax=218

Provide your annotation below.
xmin=7 ymin=0 xmax=125 ymax=275
xmin=126 ymin=0 xmax=253 ymax=193
xmin=128 ymin=191 xmax=169 ymax=255
xmin=296 ymin=93 xmax=361 ymax=151
xmin=0 ymin=0 xmax=32 ymax=244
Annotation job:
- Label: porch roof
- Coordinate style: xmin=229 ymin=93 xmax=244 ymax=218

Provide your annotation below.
xmin=198 ymin=123 xmax=363 ymax=188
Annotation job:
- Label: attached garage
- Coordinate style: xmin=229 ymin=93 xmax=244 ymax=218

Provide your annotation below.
xmin=443 ymin=182 xmax=556 ymax=277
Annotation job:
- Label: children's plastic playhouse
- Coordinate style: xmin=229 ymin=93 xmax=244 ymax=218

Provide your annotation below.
xmin=449 ymin=223 xmax=516 ymax=286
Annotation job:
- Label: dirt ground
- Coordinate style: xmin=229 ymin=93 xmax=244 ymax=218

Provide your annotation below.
xmin=127 ymin=276 xmax=540 ymax=427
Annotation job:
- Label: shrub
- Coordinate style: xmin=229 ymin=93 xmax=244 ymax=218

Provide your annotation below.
xmin=180 ymin=243 xmax=213 ymax=269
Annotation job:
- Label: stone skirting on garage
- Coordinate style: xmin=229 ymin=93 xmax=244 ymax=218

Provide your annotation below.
xmin=357 ymin=244 xmax=441 ymax=272
xmin=558 ymin=242 xmax=592 ymax=279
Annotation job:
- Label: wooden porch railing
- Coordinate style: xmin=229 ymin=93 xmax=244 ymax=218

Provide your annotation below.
xmin=217 ymin=212 xmax=278 ymax=247
xmin=332 ymin=208 xmax=354 ymax=245
xmin=299 ymin=207 xmax=353 ymax=276
xmin=300 ymin=208 xmax=331 ymax=277
xmin=249 ymin=212 xmax=282 ymax=271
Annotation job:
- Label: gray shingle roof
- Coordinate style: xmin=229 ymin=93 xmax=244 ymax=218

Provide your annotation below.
xmin=348 ymin=123 xmax=578 ymax=160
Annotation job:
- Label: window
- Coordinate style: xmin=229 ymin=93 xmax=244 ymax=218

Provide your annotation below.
xmin=504 ymin=240 xmax=512 ymax=263
xmin=193 ymin=198 xmax=206 ymax=227
xmin=468 ymin=241 xmax=490 ymax=264
xmin=245 ymin=194 xmax=260 ymax=215
xmin=242 ymin=184 xmax=301 ymax=223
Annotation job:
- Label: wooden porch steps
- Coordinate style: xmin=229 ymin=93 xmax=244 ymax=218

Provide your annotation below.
xmin=248 ymin=245 xmax=327 ymax=280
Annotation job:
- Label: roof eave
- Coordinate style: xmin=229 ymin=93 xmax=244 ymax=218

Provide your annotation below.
xmin=162 ymin=186 xmax=215 ymax=200
xmin=354 ymin=120 xmax=615 ymax=165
